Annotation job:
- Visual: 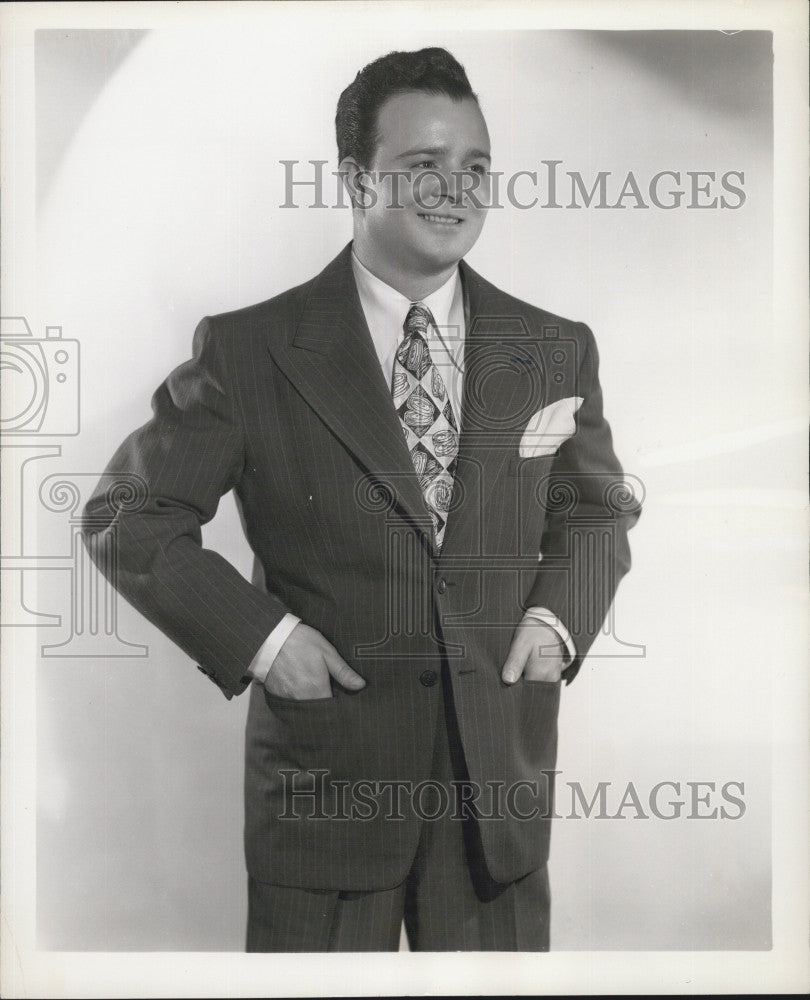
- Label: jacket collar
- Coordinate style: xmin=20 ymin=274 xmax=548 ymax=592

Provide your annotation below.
xmin=269 ymin=243 xmax=534 ymax=558
xmin=289 ymin=243 xmax=507 ymax=356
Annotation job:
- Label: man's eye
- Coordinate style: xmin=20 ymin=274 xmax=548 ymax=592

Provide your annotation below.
xmin=468 ymin=164 xmax=487 ymax=175
xmin=414 ymin=161 xmax=436 ymax=169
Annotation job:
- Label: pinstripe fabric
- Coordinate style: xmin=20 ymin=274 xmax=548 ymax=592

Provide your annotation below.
xmin=246 ymin=658 xmax=550 ymax=951
xmin=82 ymin=242 xmax=639 ymax=894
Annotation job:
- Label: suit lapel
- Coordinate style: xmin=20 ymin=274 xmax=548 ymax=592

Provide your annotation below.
xmin=439 ymin=261 xmax=540 ymax=559
xmin=269 ymin=244 xmax=432 ymax=537
xmin=268 ymin=246 xmax=538 ymax=556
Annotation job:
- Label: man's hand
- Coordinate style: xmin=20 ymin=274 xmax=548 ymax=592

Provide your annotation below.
xmin=501 ymin=618 xmax=565 ymax=685
xmin=263 ymin=623 xmax=366 ymax=700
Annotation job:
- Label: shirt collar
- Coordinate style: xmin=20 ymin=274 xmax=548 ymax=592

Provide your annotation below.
xmin=351 ymin=250 xmax=460 ymax=332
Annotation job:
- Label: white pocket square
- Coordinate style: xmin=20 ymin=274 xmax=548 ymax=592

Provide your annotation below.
xmin=519 ymin=396 xmax=584 ymax=457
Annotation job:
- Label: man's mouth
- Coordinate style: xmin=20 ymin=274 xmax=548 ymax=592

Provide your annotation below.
xmin=418 ymin=213 xmax=462 ymax=226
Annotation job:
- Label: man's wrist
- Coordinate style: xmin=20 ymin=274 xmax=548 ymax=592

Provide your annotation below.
xmin=521 ymin=607 xmax=576 ymax=665
xmin=247 ymin=614 xmax=301 ymax=684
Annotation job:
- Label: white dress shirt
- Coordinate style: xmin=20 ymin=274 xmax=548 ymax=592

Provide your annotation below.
xmin=248 ymin=253 xmax=576 ymax=682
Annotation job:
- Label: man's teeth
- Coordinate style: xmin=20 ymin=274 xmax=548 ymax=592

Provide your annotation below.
xmin=420 ymin=214 xmax=460 ymax=225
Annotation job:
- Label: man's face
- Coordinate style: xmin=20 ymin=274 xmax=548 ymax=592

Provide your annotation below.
xmin=351 ymin=91 xmax=491 ymax=279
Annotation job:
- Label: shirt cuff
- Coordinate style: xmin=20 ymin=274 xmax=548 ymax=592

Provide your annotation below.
xmin=246 ymin=613 xmax=301 ymax=684
xmin=521 ymin=607 xmax=577 ymax=666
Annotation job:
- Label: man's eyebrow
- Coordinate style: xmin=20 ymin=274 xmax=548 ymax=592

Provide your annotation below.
xmin=394 ymin=145 xmax=492 ymax=162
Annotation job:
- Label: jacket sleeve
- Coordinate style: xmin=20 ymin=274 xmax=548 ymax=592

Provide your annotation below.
xmin=81 ymin=317 xmax=290 ymax=698
xmin=523 ymin=323 xmax=641 ymax=683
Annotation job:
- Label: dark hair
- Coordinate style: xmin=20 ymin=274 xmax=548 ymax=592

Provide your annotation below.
xmin=336 ymin=47 xmax=478 ymax=167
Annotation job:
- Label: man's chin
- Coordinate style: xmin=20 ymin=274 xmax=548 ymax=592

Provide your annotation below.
xmin=408 ymin=237 xmax=478 ymax=274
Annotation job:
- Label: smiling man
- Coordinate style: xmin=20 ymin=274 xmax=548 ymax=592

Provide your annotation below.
xmin=343 ymin=88 xmax=491 ymax=299
xmin=82 ymin=47 xmax=639 ymax=952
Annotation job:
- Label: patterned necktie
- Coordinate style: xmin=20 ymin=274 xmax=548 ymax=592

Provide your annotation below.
xmin=391 ymin=303 xmax=459 ymax=550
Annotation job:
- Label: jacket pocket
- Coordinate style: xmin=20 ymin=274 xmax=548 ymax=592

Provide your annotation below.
xmin=262 ymin=685 xmax=336 ymax=710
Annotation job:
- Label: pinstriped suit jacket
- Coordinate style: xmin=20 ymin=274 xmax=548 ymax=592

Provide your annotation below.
xmin=82 ymin=242 xmax=639 ymax=890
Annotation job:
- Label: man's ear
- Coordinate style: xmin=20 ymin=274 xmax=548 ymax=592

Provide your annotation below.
xmin=338 ymin=157 xmax=373 ymax=209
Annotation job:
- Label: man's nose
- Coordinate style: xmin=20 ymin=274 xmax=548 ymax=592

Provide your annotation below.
xmin=444 ymin=170 xmax=465 ymax=206
xmin=417 ymin=169 xmax=461 ymax=208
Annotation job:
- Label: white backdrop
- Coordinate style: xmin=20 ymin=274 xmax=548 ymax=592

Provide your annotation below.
xmin=24 ymin=14 xmax=800 ymax=959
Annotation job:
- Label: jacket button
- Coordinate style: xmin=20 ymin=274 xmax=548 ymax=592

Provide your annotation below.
xmin=435 ymin=578 xmax=447 ymax=595
xmin=419 ymin=670 xmax=438 ymax=687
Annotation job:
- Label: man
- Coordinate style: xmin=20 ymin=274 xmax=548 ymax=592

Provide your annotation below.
xmin=82 ymin=47 xmax=639 ymax=951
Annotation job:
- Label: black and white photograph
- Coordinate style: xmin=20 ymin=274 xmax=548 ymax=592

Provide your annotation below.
xmin=1 ymin=0 xmax=807 ymax=995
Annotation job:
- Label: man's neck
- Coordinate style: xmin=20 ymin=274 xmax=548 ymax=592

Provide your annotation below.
xmin=351 ymin=242 xmax=458 ymax=303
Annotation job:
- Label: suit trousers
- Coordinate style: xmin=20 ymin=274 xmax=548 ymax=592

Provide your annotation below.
xmin=245 ymin=658 xmax=551 ymax=951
